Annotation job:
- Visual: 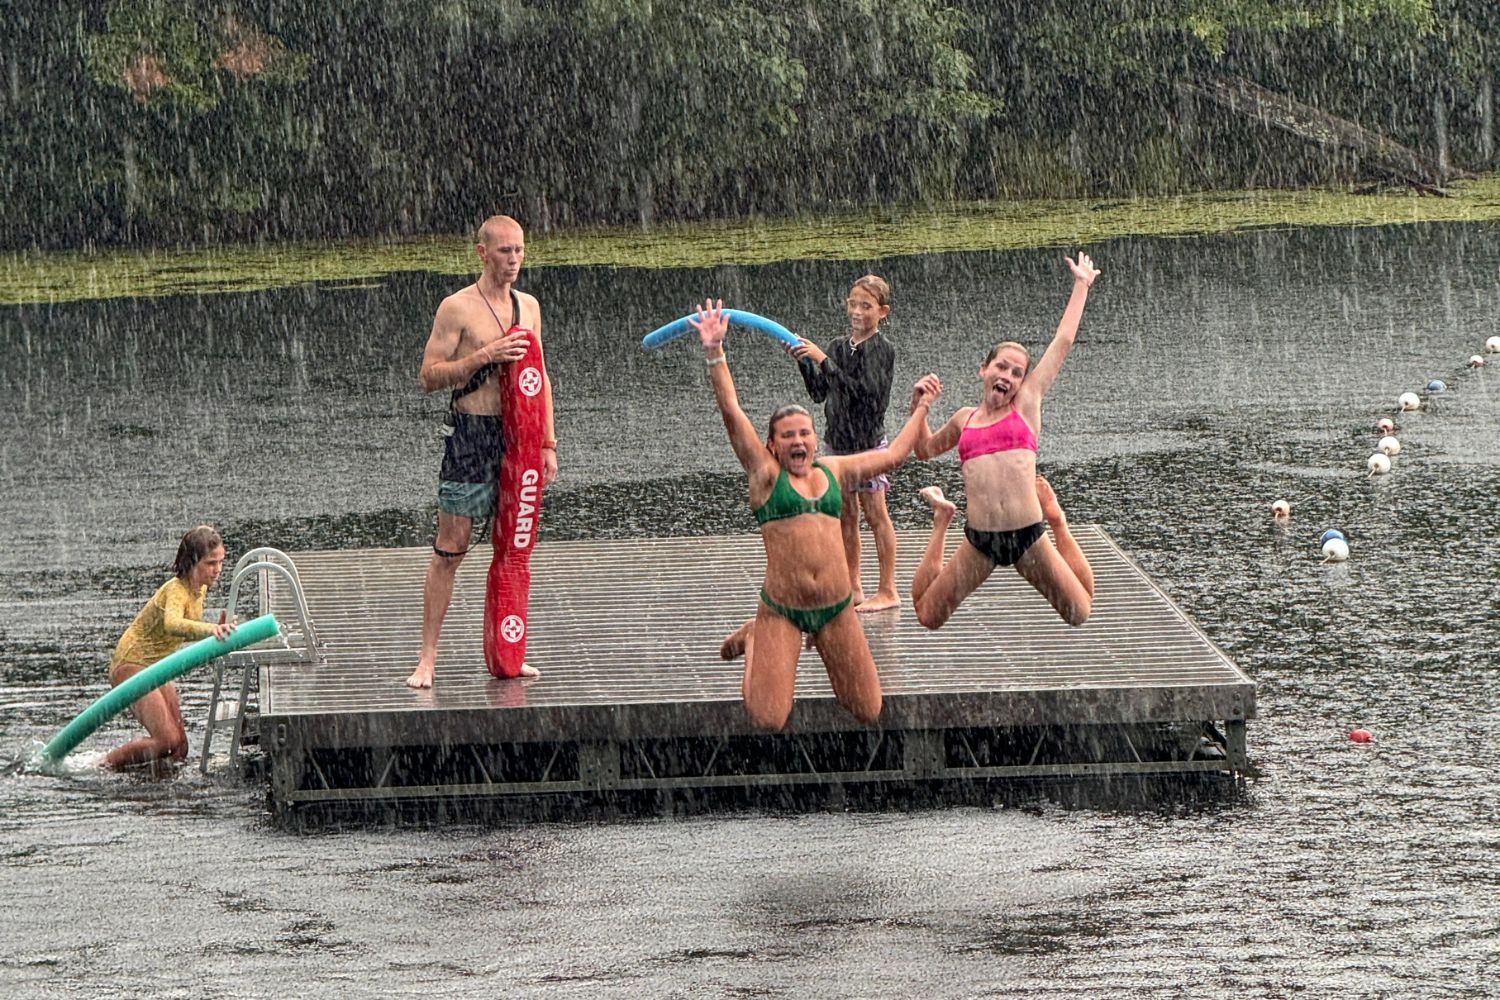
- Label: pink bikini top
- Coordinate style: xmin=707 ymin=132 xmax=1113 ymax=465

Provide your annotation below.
xmin=957 ymin=405 xmax=1038 ymax=463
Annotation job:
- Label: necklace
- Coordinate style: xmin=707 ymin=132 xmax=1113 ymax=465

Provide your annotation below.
xmin=474 ymin=282 xmax=514 ymax=327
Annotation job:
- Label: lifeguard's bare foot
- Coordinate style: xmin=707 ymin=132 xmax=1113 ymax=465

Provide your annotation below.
xmin=519 ymin=663 xmax=540 ymax=678
xmin=856 ymin=591 xmax=900 ymax=613
xmin=405 ymin=662 xmax=434 ymax=689
xmin=720 ymin=620 xmax=752 ymax=661
xmin=1035 ymin=475 xmax=1065 ymax=525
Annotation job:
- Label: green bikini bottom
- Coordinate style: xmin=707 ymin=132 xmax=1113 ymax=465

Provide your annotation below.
xmin=759 ymin=589 xmax=853 ymax=635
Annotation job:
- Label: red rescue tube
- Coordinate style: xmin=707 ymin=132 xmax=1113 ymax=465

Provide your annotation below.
xmin=484 ymin=326 xmax=546 ymax=678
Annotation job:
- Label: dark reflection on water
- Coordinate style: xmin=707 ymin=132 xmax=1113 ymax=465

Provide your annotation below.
xmin=1 ymin=223 xmax=1498 ymax=997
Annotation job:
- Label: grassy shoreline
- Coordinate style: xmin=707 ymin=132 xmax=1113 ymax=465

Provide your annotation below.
xmin=5 ymin=177 xmax=1500 ymax=306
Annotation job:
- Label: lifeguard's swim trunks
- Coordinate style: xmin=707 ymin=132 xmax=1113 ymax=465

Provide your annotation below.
xmin=438 ymin=412 xmax=503 ymax=517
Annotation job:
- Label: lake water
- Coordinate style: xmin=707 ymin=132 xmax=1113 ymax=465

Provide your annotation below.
xmin=2 ymin=223 xmax=1498 ymax=998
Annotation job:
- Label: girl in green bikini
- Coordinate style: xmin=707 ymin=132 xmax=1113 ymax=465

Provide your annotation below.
xmin=689 ymin=300 xmax=942 ymax=731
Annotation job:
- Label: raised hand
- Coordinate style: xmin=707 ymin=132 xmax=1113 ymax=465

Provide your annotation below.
xmin=687 ymin=298 xmax=729 ymax=350
xmin=911 ymin=372 xmax=943 ymax=411
xmin=1066 ymin=253 xmax=1100 ymax=287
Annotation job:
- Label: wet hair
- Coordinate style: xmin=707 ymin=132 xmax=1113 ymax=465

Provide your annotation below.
xmin=849 ymin=274 xmax=891 ymax=307
xmin=172 ymin=525 xmax=223 ymax=579
xmin=766 ymin=404 xmax=813 ymax=439
xmin=476 ymin=214 xmax=523 ymax=246
xmin=983 ymin=340 xmax=1031 ymax=372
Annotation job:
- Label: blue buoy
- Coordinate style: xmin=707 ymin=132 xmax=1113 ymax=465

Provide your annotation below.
xmin=1426 ymin=379 xmax=1447 ymax=393
xmin=1320 ymin=529 xmax=1346 ymax=546
xmin=642 ymin=309 xmax=799 ymax=350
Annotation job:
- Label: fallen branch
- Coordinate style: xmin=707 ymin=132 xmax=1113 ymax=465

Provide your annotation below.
xmin=1177 ymin=75 xmax=1470 ymax=194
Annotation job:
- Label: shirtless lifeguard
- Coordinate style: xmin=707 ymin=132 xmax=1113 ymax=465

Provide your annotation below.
xmin=405 ymin=215 xmax=557 ymax=689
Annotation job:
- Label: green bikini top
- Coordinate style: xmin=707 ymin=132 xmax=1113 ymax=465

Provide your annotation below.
xmin=753 ymin=462 xmax=843 ymax=525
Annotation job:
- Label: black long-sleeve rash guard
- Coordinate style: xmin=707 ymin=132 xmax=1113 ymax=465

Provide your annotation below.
xmin=797 ymin=332 xmax=896 ymax=453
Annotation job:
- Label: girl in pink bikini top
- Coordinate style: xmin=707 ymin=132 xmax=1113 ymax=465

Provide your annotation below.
xmin=957 ymin=404 xmax=1038 ymax=462
xmin=908 ymin=252 xmax=1101 ymax=634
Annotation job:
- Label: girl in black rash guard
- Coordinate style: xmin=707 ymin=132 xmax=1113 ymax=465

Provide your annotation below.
xmin=791 ymin=275 xmax=902 ymax=613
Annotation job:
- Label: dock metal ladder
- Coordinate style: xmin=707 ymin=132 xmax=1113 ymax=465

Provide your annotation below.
xmin=200 ymin=547 xmax=323 ymax=775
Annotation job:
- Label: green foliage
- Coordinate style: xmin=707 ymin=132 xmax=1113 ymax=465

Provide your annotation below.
xmin=86 ymin=1 xmax=218 ymax=111
xmin=4 ymin=0 xmax=1500 ymax=249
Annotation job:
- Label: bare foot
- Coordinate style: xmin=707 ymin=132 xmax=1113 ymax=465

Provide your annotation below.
xmin=1035 ymin=475 xmax=1065 ymax=525
xmin=919 ymin=485 xmax=956 ymax=518
xmin=519 ymin=663 xmax=540 ymax=678
xmin=856 ymin=591 xmax=900 ymax=613
xmin=405 ymin=661 xmax=435 ymax=689
xmin=720 ymin=619 xmax=752 ymax=661
xmin=851 ymin=588 xmax=867 ymax=605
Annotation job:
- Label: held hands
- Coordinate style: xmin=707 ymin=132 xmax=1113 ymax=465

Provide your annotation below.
xmin=789 ymin=338 xmax=827 ymax=365
xmin=910 ymin=373 xmax=943 ymax=412
xmin=687 ymin=298 xmax=729 ymax=350
xmin=212 ymin=610 xmax=237 ymax=642
xmin=1066 ymin=253 xmax=1100 ymax=287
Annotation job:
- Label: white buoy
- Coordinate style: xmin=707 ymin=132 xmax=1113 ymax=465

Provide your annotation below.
xmin=1271 ymin=499 xmax=1290 ymax=519
xmin=1472 ymin=355 xmax=1487 ymax=368
xmin=1487 ymin=335 xmax=1500 ymax=353
xmin=1367 ymin=453 xmax=1391 ymax=476
xmin=1376 ymin=417 xmax=1396 ymax=433
xmin=1321 ymin=538 xmax=1350 ymax=562
xmin=1398 ymin=391 xmax=1421 ymax=411
xmin=1378 ymin=435 xmax=1401 ymax=457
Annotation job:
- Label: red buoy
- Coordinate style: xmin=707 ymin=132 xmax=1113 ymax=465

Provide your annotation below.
xmin=1348 ymin=728 xmax=1373 ymax=743
xmin=484 ymin=326 xmax=547 ymax=679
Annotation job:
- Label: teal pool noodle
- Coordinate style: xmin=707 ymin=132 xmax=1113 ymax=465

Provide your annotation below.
xmin=41 ymin=613 xmax=279 ymax=762
xmin=642 ymin=309 xmax=799 ymax=350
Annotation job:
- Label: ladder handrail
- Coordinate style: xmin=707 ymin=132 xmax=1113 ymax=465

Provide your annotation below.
xmin=202 ymin=547 xmax=322 ymax=775
xmin=226 ymin=556 xmax=321 ymax=657
xmin=231 ymin=547 xmax=306 ymax=592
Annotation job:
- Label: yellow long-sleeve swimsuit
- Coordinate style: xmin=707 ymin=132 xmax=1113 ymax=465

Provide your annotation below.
xmin=109 ymin=577 xmax=217 ymax=682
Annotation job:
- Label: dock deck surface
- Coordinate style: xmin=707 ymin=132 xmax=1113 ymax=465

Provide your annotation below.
xmin=247 ymin=527 xmax=1254 ymax=810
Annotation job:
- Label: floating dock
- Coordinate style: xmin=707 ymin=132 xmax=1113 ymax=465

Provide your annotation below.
xmin=232 ymin=527 xmax=1254 ymax=818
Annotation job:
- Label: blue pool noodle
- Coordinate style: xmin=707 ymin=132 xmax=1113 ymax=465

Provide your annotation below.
xmin=642 ymin=309 xmax=800 ymax=350
xmin=40 ymin=613 xmax=279 ymax=762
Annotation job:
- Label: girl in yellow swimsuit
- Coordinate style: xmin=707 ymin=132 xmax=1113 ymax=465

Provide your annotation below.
xmin=690 ymin=300 xmax=942 ymax=731
xmin=104 ymin=525 xmax=235 ymax=770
